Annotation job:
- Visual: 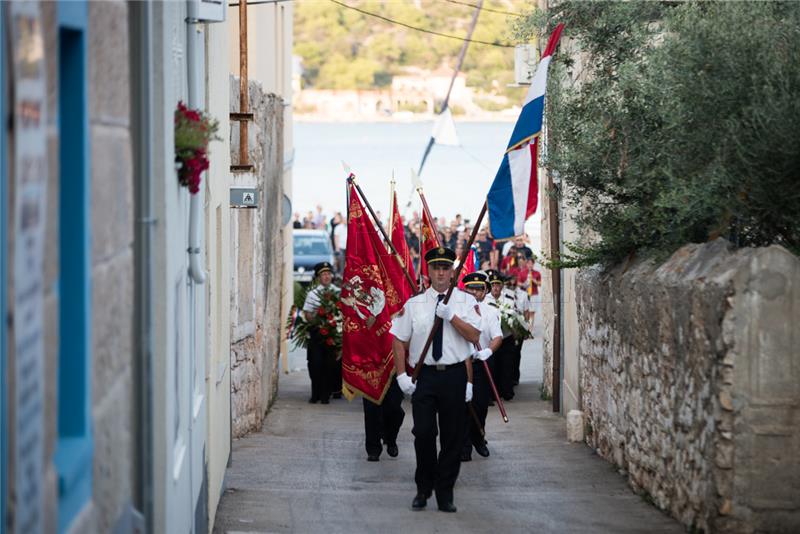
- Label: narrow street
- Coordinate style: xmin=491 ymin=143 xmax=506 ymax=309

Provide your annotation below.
xmin=214 ymin=318 xmax=681 ymax=533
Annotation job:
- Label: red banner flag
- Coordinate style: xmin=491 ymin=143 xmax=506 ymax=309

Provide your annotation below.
xmin=390 ymin=191 xmax=417 ymax=297
xmin=418 ymin=203 xmax=441 ymax=287
xmin=340 ymin=184 xmax=406 ymax=403
xmin=456 ymin=246 xmax=477 ymax=290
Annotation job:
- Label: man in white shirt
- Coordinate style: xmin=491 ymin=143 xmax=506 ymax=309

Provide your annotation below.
xmin=486 ymin=270 xmax=516 ymax=401
xmin=506 ymin=275 xmax=529 ymax=388
xmin=303 ymin=262 xmax=340 ymax=404
xmin=460 ymin=272 xmax=502 ymax=462
xmin=333 ymin=218 xmax=347 ymax=273
xmin=390 ymin=247 xmax=481 ymax=513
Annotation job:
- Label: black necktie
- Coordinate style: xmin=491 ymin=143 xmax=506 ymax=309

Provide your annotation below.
xmin=433 ymin=294 xmax=444 ymax=361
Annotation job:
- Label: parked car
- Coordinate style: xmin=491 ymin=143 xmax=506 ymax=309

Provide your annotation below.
xmin=293 ymin=229 xmax=334 ymax=285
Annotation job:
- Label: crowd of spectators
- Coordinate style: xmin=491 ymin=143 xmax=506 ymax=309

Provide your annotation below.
xmin=292 ymin=206 xmax=542 ymax=300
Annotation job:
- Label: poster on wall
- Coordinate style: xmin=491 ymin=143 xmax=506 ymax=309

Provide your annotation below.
xmin=10 ymin=2 xmax=47 ymax=533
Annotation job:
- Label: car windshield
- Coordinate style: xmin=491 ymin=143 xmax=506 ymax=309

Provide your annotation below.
xmin=294 ymin=235 xmax=331 ymax=256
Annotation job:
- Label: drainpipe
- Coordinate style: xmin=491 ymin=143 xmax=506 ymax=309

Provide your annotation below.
xmin=130 ymin=1 xmax=155 ymax=530
xmin=186 ymin=18 xmax=207 ymax=284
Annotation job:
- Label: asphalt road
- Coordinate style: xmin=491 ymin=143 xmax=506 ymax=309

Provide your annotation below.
xmin=214 ymin=312 xmax=681 ymax=533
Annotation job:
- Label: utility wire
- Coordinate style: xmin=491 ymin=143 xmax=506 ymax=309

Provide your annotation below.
xmin=229 ymin=0 xmax=293 ymax=6
xmin=444 ymin=0 xmax=524 ymax=18
xmin=327 ymin=0 xmax=514 ymax=48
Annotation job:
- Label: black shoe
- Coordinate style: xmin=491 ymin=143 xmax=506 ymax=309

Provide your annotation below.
xmin=475 ymin=443 xmax=490 ymax=458
xmin=460 ymin=451 xmax=472 ymax=462
xmin=386 ymin=443 xmax=399 ymax=458
xmin=437 ymin=502 xmax=457 ymax=513
xmin=332 ymin=392 xmax=342 ymax=399
xmin=367 ymin=454 xmax=380 ymax=462
xmin=320 ymin=398 xmax=330 ymax=404
xmin=411 ymin=493 xmax=427 ymax=510
xmin=308 ymin=397 xmax=319 ymax=404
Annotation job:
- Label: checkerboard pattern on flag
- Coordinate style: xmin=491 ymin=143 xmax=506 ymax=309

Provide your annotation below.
xmin=488 ymin=23 xmax=564 ymax=240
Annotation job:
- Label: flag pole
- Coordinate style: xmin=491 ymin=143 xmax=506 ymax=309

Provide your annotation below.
xmin=389 ymin=171 xmax=395 ymax=225
xmin=347 ymin=174 xmax=418 ymax=292
xmin=411 ymin=200 xmax=488 ymax=383
xmin=417 ymin=187 xmax=442 ymax=246
xmin=417 ymin=0 xmax=484 ymax=177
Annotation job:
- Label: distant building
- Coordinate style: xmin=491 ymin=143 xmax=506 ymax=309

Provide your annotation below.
xmin=295 ymin=89 xmax=393 ymax=119
xmin=391 ymin=65 xmax=474 ymax=113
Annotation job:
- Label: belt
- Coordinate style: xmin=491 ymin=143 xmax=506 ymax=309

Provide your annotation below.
xmin=422 ymin=361 xmax=465 ymax=372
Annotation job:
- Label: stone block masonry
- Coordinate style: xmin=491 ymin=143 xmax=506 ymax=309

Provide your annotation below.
xmin=229 ymin=77 xmax=285 ymax=438
xmin=577 ymin=239 xmax=800 ymax=533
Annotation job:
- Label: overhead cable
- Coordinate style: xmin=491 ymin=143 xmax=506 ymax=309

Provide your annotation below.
xmin=444 ymin=0 xmax=524 ymax=18
xmin=327 ymin=0 xmax=515 ymax=48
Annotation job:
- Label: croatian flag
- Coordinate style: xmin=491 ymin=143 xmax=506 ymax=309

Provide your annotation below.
xmin=488 ymin=23 xmax=564 ymax=240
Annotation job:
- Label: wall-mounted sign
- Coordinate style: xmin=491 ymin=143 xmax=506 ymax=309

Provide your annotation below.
xmin=10 ymin=2 xmax=47 ymax=533
xmin=230 ymin=187 xmax=258 ymax=208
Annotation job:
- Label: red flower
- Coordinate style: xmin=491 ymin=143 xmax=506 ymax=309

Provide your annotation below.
xmin=319 ymin=327 xmax=329 ymax=336
xmin=325 ymin=338 xmax=335 ymax=346
xmin=318 ymin=308 xmax=327 ymax=317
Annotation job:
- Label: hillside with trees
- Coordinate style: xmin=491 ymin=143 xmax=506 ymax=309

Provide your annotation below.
xmin=294 ymin=0 xmax=532 ymax=103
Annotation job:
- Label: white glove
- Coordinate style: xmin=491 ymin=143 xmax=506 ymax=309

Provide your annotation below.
xmin=435 ymin=300 xmax=455 ymax=322
xmin=465 ymin=382 xmax=473 ymax=402
xmin=474 ymin=348 xmax=492 ymax=361
xmin=396 ymin=372 xmax=416 ymax=396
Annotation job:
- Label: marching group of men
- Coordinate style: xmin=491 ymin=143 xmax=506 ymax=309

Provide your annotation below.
xmin=302 ymin=245 xmax=537 ymax=513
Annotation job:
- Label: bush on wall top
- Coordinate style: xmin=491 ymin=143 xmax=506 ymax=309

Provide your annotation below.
xmin=517 ymin=1 xmax=800 ymax=267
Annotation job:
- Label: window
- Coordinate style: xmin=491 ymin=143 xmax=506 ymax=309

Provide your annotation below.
xmin=53 ymin=3 xmax=92 ymax=532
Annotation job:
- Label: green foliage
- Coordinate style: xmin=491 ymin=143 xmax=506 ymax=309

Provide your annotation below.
xmin=294 ymin=0 xmax=531 ymax=97
xmin=397 ymin=101 xmax=428 ymax=113
xmin=286 ymin=284 xmax=344 ymax=355
xmin=517 ymin=1 xmax=800 ymax=266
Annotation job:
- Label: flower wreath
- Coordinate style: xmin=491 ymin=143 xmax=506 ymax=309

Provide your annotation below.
xmin=286 ymin=283 xmax=343 ymax=357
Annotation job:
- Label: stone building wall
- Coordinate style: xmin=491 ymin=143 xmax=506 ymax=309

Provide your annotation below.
xmin=229 ymin=77 xmax=285 ymax=438
xmin=86 ymin=3 xmax=136 ymax=531
xmin=5 ymin=2 xmax=135 ymax=532
xmin=577 ymin=239 xmax=800 ymax=532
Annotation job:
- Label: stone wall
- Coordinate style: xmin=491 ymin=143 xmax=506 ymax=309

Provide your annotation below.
xmin=229 ymin=78 xmax=285 ymax=438
xmin=87 ymin=2 xmax=136 ymax=531
xmin=577 ymin=239 xmax=800 ymax=532
xmin=5 ymin=3 xmax=136 ymax=532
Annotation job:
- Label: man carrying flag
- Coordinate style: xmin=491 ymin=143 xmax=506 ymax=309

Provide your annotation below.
xmin=341 ymin=182 xmax=407 ymax=461
xmin=487 ymin=23 xmax=564 ymax=241
xmin=391 ymin=246 xmax=481 ymax=513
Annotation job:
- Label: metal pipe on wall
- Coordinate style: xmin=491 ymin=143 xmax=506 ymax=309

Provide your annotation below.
xmin=187 ymin=19 xmax=207 ymax=284
xmin=130 ymin=1 xmax=155 ymax=529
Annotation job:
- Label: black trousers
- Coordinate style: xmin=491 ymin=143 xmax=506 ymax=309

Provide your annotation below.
xmin=463 ymin=356 xmax=492 ymax=454
xmin=412 ymin=362 xmax=467 ymax=505
xmin=512 ymin=338 xmax=523 ymax=385
xmin=307 ymin=329 xmax=332 ymax=401
xmin=330 ymin=356 xmax=342 ymax=396
xmin=363 ymin=379 xmax=405 ymax=456
xmin=494 ymin=336 xmax=516 ymax=400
